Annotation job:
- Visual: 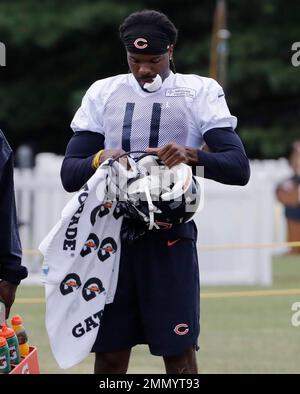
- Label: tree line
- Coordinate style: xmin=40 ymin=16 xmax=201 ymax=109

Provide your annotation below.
xmin=0 ymin=0 xmax=298 ymax=159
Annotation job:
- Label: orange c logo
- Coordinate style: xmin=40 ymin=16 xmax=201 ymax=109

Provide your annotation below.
xmin=174 ymin=323 xmax=189 ymax=336
xmin=134 ymin=38 xmax=148 ymax=49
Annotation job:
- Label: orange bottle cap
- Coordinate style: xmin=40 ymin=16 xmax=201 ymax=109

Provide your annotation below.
xmin=0 ymin=326 xmax=15 ymax=338
xmin=11 ymin=315 xmax=23 ymax=326
xmin=0 ymin=336 xmax=7 ymax=347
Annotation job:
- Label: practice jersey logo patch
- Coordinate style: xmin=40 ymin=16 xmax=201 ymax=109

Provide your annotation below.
xmin=165 ymin=88 xmax=196 ymax=99
xmin=134 ymin=38 xmax=148 ymax=49
xmin=174 ymin=323 xmax=189 ymax=335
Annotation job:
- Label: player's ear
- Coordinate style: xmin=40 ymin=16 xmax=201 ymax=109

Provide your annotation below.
xmin=168 ymin=45 xmax=174 ymax=60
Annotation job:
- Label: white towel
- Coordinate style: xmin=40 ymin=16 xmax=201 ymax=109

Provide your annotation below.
xmin=39 ymin=164 xmax=123 ymax=369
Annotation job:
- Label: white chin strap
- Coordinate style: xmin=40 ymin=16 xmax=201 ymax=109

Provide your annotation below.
xmin=143 ymin=184 xmax=155 ymax=230
xmin=138 ymin=180 xmax=159 ymax=230
xmin=143 ymin=74 xmax=162 ymax=92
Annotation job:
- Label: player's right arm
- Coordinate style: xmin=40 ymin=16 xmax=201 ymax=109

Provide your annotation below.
xmin=61 ymin=80 xmax=124 ymax=192
xmin=60 ymin=77 xmax=124 ymax=192
xmin=60 ymin=131 xmax=125 ymax=192
xmin=61 ymin=130 xmax=103 ymax=192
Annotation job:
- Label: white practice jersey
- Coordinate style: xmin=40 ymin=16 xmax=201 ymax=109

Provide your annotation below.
xmin=71 ymin=72 xmax=237 ymax=150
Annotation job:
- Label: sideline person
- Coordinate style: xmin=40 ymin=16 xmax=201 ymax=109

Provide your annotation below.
xmin=0 ymin=129 xmax=28 ymax=319
xmin=276 ymin=140 xmax=300 ymax=254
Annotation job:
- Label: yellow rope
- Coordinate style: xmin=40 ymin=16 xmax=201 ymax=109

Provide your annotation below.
xmin=202 ymin=288 xmax=300 ymax=299
xmin=23 ymin=249 xmax=42 ymax=256
xmin=15 ymin=288 xmax=300 ymax=303
xmin=197 ymin=241 xmax=300 ymax=251
xmin=23 ymin=240 xmax=300 ymax=256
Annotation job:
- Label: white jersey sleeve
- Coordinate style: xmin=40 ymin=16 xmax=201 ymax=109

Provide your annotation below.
xmin=192 ymin=77 xmax=237 ymax=135
xmin=70 ymin=80 xmax=108 ymax=135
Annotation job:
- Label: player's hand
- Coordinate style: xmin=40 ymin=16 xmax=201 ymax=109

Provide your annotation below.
xmin=0 ymin=280 xmax=18 ymax=319
xmin=146 ymin=143 xmax=198 ymax=168
xmin=99 ymin=149 xmax=126 ymax=165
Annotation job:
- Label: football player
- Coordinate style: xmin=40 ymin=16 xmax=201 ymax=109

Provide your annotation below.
xmin=61 ymin=10 xmax=250 ymax=374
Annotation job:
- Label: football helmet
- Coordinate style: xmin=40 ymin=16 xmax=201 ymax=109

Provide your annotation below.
xmin=106 ymin=151 xmax=201 ymax=230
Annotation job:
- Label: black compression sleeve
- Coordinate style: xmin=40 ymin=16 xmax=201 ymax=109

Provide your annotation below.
xmin=195 ymin=127 xmax=250 ymax=185
xmin=60 ymin=131 xmax=105 ymax=192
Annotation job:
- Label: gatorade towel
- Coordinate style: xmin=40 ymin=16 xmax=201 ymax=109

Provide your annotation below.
xmin=39 ymin=161 xmax=123 ymax=369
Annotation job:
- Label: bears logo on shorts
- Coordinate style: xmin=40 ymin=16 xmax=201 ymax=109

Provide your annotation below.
xmin=174 ymin=323 xmax=189 ymax=336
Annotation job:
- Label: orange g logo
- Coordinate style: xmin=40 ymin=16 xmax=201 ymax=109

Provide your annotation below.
xmin=134 ymin=38 xmax=148 ymax=49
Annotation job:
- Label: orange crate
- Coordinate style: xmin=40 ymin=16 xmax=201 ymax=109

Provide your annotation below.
xmin=9 ymin=346 xmax=40 ymax=374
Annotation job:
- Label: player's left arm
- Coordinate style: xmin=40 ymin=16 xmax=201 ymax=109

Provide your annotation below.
xmin=147 ymin=78 xmax=250 ymax=185
xmin=147 ymin=127 xmax=250 ymax=186
xmin=195 ymin=126 xmax=250 ymax=185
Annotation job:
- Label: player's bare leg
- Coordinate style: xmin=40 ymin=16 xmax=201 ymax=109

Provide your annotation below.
xmin=163 ymin=346 xmax=198 ymax=374
xmin=94 ymin=349 xmax=132 ymax=374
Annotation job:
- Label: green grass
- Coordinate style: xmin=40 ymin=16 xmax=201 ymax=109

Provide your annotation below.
xmin=10 ymin=254 xmax=300 ymax=374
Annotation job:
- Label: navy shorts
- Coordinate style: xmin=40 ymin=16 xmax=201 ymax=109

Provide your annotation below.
xmin=91 ymin=221 xmax=200 ymax=357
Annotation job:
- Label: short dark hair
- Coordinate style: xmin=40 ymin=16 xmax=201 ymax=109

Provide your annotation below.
xmin=119 ymin=10 xmax=178 ymax=72
xmin=119 ymin=10 xmax=178 ymax=45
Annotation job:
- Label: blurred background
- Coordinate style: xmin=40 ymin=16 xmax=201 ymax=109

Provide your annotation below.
xmin=1 ymin=0 xmax=300 ymax=374
xmin=1 ymin=0 xmax=299 ymax=156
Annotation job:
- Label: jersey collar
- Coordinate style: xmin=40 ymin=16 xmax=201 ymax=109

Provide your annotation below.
xmin=129 ymin=71 xmax=175 ymax=96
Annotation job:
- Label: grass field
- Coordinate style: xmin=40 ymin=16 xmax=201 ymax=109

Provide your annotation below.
xmin=10 ymin=254 xmax=300 ymax=374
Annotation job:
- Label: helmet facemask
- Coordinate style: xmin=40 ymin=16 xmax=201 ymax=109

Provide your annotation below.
xmin=105 ymin=151 xmax=201 ymax=231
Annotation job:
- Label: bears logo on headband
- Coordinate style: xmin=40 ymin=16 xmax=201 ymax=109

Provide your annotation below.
xmin=134 ymin=38 xmax=148 ymax=50
xmin=122 ymin=26 xmax=171 ymax=55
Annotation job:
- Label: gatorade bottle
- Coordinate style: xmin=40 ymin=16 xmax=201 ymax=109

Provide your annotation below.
xmin=11 ymin=315 xmax=30 ymax=357
xmin=0 ymin=326 xmax=21 ymax=365
xmin=0 ymin=301 xmax=5 ymax=326
xmin=0 ymin=337 xmax=11 ymax=373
